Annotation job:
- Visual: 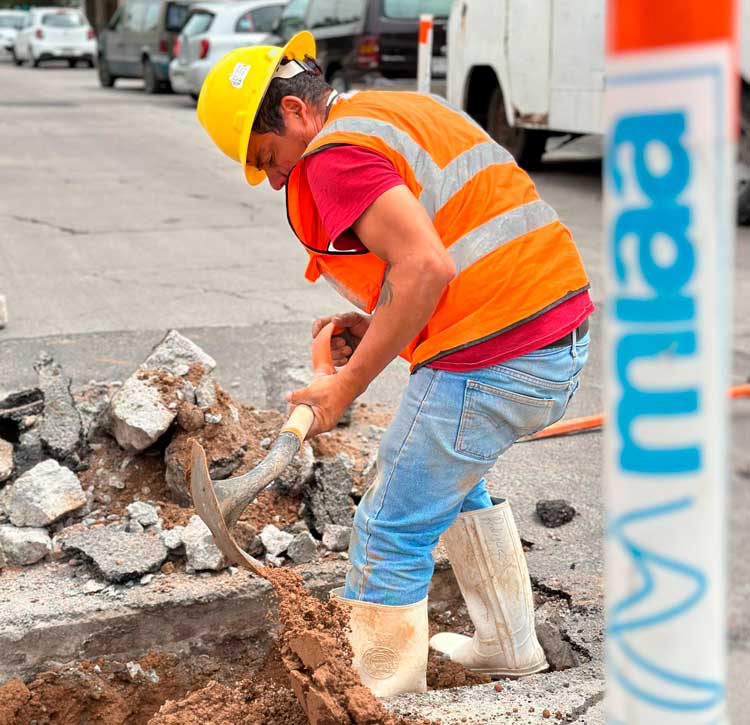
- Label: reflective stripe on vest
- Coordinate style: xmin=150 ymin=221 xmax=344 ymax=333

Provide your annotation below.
xmin=311 ymin=117 xmax=514 ymax=218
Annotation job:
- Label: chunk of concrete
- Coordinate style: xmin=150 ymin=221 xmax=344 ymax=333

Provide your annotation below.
xmin=0 ymin=525 xmax=51 ymax=566
xmin=195 ymin=375 xmax=218 ymax=410
xmin=260 ymin=524 xmax=294 ymax=557
xmin=322 ymin=524 xmax=351 ymax=553
xmin=8 ymin=459 xmax=86 ymax=527
xmin=33 ymin=353 xmax=84 ymax=466
xmin=306 ymin=454 xmax=355 ymax=535
xmin=109 ymin=330 xmax=216 ymax=452
xmin=160 ymin=525 xmax=185 ymax=551
xmin=126 ymin=501 xmax=159 ymax=527
xmin=0 ymin=438 xmax=13 ymax=483
xmin=73 ymin=381 xmax=120 ymax=442
xmin=287 ymin=531 xmax=318 ymax=564
xmin=12 ymin=426 xmax=45 ymax=478
xmin=183 ymin=515 xmax=226 ymax=572
xmin=61 ymin=528 xmax=168 ymax=583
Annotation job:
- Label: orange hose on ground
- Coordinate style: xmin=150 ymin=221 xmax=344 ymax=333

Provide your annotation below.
xmin=524 ymin=383 xmax=750 ymax=441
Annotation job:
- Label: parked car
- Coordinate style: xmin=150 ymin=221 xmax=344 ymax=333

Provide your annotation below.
xmin=0 ymin=10 xmax=27 ymax=57
xmin=13 ymin=7 xmax=97 ymax=68
xmin=275 ymin=0 xmax=449 ymax=92
xmin=97 ymin=0 xmax=200 ymax=92
xmin=275 ymin=0 xmax=366 ymax=91
xmin=169 ymin=0 xmax=286 ymax=100
xmin=340 ymin=0 xmax=450 ymax=89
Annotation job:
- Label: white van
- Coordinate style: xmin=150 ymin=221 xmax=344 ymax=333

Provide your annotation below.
xmin=447 ymin=0 xmax=750 ymax=220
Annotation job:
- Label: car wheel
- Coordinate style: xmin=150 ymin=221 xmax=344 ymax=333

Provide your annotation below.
xmin=32 ymin=57 xmax=40 ymax=68
xmin=98 ymin=56 xmax=115 ymax=87
xmin=328 ymin=69 xmax=349 ymax=93
xmin=68 ymin=59 xmax=77 ymax=68
xmin=12 ymin=49 xmax=22 ymax=66
xmin=487 ymin=86 xmax=547 ymax=169
xmin=143 ymin=58 xmax=159 ymax=94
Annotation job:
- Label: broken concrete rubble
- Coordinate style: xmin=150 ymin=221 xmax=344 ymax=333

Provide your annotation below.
xmin=126 ymin=501 xmax=160 ymax=527
xmin=12 ymin=427 xmax=45 ymax=478
xmin=73 ymin=381 xmax=120 ymax=442
xmin=182 ymin=515 xmax=226 ymax=572
xmin=306 ymin=454 xmax=355 ymax=535
xmin=0 ymin=438 xmax=13 ymax=482
xmin=286 ymin=531 xmax=318 ymax=564
xmin=8 ymin=459 xmax=86 ymax=527
xmin=0 ymin=524 xmax=51 ymax=566
xmin=61 ymin=528 xmax=168 ymax=583
xmin=159 ymin=525 xmax=184 ymax=551
xmin=108 ymin=330 xmax=216 ymax=452
xmin=34 ymin=353 xmax=84 ymax=467
xmin=322 ymin=523 xmax=351 ymax=552
xmin=260 ymin=523 xmax=293 ymax=557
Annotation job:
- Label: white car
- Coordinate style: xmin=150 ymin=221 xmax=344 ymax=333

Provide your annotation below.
xmin=169 ymin=0 xmax=286 ymax=99
xmin=13 ymin=7 xmax=97 ymax=68
xmin=0 ymin=10 xmax=27 ymax=57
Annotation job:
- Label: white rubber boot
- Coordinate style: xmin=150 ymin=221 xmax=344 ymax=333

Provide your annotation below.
xmin=429 ymin=501 xmax=548 ymax=677
xmin=332 ymin=588 xmax=428 ymax=698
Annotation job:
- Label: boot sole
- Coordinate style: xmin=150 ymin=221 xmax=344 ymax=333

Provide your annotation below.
xmin=472 ymin=660 xmax=550 ymax=678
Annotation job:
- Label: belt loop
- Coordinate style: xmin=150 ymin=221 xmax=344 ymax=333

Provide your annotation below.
xmin=571 ymin=326 xmax=578 ymax=359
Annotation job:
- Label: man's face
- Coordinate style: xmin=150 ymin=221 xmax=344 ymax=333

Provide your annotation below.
xmin=246 ymin=95 xmax=320 ymax=190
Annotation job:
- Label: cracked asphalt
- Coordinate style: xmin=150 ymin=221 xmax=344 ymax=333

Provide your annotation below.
xmin=1 ymin=62 xmax=749 ymax=723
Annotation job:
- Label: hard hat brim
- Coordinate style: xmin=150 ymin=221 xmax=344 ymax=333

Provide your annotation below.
xmin=239 ymin=31 xmax=316 ymax=186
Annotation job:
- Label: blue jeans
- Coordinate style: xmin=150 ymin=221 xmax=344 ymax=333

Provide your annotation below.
xmin=343 ymin=332 xmax=590 ymax=605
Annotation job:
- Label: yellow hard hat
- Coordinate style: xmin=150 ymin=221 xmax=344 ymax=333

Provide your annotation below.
xmin=197 ymin=31 xmax=316 ymax=186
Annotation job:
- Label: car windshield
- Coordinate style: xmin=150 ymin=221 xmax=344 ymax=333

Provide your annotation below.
xmin=382 ymin=0 xmax=452 ymax=19
xmin=277 ymin=0 xmax=307 ymax=40
xmin=0 ymin=15 xmax=24 ymax=29
xmin=41 ymin=12 xmax=84 ymax=28
xmin=182 ymin=10 xmax=214 ymax=36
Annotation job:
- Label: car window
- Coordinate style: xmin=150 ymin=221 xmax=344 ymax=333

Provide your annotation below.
xmin=278 ymin=0 xmax=308 ymax=40
xmin=165 ymin=2 xmax=189 ymax=32
xmin=123 ymin=2 xmax=147 ymax=31
xmin=337 ymin=0 xmax=364 ymax=24
xmin=41 ymin=11 xmax=84 ymax=28
xmin=250 ymin=4 xmax=284 ymax=33
xmin=144 ymin=2 xmax=161 ymax=31
xmin=183 ymin=10 xmax=214 ymax=36
xmin=308 ymin=0 xmax=336 ymax=28
xmin=0 ymin=15 xmax=25 ymax=30
xmin=382 ymin=0 xmax=453 ymax=19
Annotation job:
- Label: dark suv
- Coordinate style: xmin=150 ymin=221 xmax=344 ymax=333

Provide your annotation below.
xmin=97 ymin=0 xmax=194 ymax=92
xmin=276 ymin=0 xmax=449 ymax=92
xmin=342 ymin=0 xmax=450 ymax=89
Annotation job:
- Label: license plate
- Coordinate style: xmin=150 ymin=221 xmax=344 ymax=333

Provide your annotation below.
xmin=431 ymin=56 xmax=447 ymax=76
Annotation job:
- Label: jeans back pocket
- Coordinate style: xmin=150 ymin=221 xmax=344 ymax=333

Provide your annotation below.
xmin=455 ymin=380 xmax=554 ymax=461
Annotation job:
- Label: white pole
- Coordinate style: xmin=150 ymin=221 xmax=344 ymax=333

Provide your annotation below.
xmin=417 ymin=14 xmax=433 ymax=94
xmin=603 ymin=2 xmax=734 ymax=723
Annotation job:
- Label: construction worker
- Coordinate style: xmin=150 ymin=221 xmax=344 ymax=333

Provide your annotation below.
xmin=197 ymin=32 xmax=593 ymax=697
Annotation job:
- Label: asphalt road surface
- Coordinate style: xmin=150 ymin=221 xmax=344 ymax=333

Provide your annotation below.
xmin=1 ymin=62 xmax=748 ymax=721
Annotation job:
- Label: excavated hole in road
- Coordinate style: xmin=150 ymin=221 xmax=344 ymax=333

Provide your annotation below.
xmin=1 ymin=381 xmax=588 ymax=724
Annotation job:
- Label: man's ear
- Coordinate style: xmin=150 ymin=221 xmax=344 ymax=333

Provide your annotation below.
xmin=280 ymin=95 xmax=306 ymax=120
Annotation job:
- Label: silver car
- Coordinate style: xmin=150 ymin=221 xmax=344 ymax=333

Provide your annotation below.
xmin=0 ymin=10 xmax=27 ymax=57
xmin=169 ymin=0 xmax=286 ymax=99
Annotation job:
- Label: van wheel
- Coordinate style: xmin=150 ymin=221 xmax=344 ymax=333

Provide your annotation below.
xmin=68 ymin=59 xmax=77 ymax=68
xmin=31 ymin=55 xmax=40 ymax=68
xmin=98 ymin=57 xmax=115 ymax=87
xmin=738 ymin=81 xmax=750 ymax=226
xmin=143 ymin=59 xmax=159 ymax=94
xmin=487 ymin=86 xmax=547 ymax=169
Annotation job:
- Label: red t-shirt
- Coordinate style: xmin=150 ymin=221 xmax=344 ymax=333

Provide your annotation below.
xmin=302 ymin=145 xmax=593 ymax=371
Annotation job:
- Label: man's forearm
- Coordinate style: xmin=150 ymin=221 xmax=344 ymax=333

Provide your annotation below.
xmin=338 ymin=260 xmax=453 ymax=395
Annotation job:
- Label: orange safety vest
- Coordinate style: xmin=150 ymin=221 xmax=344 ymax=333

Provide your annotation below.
xmin=286 ymin=91 xmax=589 ymax=370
